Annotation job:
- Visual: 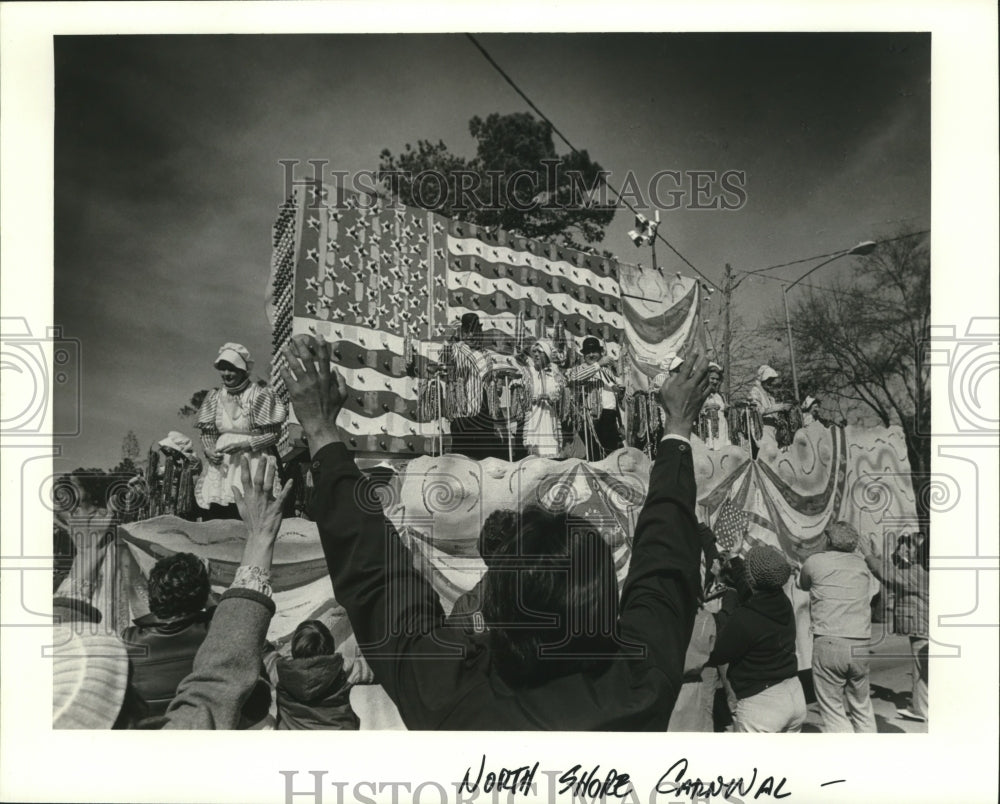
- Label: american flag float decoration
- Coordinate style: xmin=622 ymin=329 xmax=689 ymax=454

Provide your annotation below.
xmin=267 ymin=182 xmax=704 ymax=455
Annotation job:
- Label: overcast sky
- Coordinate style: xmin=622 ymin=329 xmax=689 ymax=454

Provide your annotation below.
xmin=53 ymin=32 xmax=930 ymax=468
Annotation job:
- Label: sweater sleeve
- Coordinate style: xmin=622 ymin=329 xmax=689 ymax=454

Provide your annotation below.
xmin=307 ymin=443 xmax=452 ymax=727
xmin=615 ymin=438 xmax=702 ymax=720
xmin=163 ymin=588 xmax=275 ymax=730
xmin=706 ymin=607 xmax=753 ymax=667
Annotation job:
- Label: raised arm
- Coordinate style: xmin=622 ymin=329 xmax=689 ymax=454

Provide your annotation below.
xmin=858 ymin=533 xmax=894 ymax=585
xmin=616 ymin=349 xmax=711 ymax=720
xmin=281 ymin=336 xmax=450 ymax=713
xmin=164 ymin=457 xmax=292 ymax=729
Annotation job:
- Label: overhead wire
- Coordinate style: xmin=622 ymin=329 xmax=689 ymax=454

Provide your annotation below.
xmin=736 ymin=230 xmax=930 ymax=278
xmin=465 ymin=33 xmax=720 ymax=290
xmin=465 ymin=35 xmax=928 ymax=300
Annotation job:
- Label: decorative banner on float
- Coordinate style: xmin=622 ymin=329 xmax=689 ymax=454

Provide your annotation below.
xmin=265 ymin=181 xmax=702 ymax=455
xmin=107 ymin=423 xmax=917 ymax=675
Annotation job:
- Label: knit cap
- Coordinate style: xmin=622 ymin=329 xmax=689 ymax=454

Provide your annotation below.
xmin=744 ymin=544 xmax=791 ymax=591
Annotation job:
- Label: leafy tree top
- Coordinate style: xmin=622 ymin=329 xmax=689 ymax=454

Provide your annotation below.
xmin=378 ymin=112 xmax=615 ymax=252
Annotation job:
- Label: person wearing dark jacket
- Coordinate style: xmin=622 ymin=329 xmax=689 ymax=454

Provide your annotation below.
xmin=121 ymin=552 xmax=214 ymax=717
xmin=272 ymin=620 xmax=360 ymax=730
xmin=706 ymin=545 xmax=805 ymax=732
xmin=446 ymin=509 xmax=517 ymax=632
xmin=280 ymin=334 xmax=711 ymax=730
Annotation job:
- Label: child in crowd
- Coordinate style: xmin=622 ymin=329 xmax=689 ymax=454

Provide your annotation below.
xmin=269 ymin=620 xmax=360 ymax=730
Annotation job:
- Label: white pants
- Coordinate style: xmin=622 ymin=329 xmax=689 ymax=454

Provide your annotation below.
xmin=734 ymin=676 xmax=807 ymax=733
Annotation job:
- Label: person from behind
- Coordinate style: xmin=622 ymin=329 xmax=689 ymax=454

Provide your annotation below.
xmin=447 ymin=509 xmax=518 ymax=631
xmin=706 ymin=545 xmax=805 ymax=732
xmin=797 ymin=520 xmax=877 ymax=733
xmin=280 ymin=333 xmax=711 ymax=730
xmin=271 ymin=620 xmax=360 ymax=730
xmin=121 ymin=552 xmax=214 ymax=717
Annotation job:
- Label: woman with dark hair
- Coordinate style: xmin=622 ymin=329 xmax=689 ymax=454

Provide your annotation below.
xmin=121 ymin=552 xmax=214 ymax=717
xmin=447 ymin=509 xmax=518 ymax=630
xmin=479 ymin=507 xmax=622 ymax=687
xmin=270 ymin=619 xmax=360 ymax=730
xmin=860 ymin=530 xmax=929 ymax=722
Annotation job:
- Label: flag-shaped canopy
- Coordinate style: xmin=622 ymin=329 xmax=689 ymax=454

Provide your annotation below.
xmin=266 ymin=183 xmax=702 ymax=455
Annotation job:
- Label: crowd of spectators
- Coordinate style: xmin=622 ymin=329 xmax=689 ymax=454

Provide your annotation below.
xmin=51 ymin=334 xmax=928 ymax=732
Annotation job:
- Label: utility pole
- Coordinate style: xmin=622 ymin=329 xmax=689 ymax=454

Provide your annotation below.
xmin=722 ymin=263 xmax=733 ymax=401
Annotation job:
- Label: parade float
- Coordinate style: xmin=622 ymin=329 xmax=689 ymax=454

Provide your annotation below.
xmin=105 ymin=185 xmax=918 ymax=720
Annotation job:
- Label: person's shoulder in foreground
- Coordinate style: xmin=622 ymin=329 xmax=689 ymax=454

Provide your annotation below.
xmin=282 ymin=334 xmax=713 ymax=730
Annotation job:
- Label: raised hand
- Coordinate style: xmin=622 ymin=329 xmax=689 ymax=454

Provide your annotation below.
xmin=233 ymin=455 xmax=294 ymax=571
xmin=658 ymin=347 xmax=712 ymax=437
xmin=279 ymin=334 xmax=348 ymax=455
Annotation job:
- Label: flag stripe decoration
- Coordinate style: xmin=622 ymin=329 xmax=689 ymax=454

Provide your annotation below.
xmin=267 ymin=181 xmax=702 ymax=455
xmin=712 ymin=499 xmax=749 ymax=552
xmin=617 ymin=265 xmax=704 ymax=393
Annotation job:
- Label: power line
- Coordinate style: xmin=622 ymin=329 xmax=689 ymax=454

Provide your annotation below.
xmin=464 ymin=34 xmax=720 ymax=290
xmin=741 ymin=269 xmax=908 ymax=310
xmin=737 ymin=230 xmax=930 ymax=278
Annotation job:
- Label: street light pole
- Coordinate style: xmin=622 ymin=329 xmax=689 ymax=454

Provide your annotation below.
xmin=782 ymin=240 xmax=877 ymax=403
xmin=723 ymin=263 xmax=733 ymax=401
xmin=782 ymin=284 xmax=800 ymax=402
